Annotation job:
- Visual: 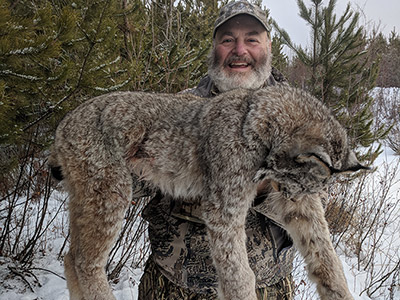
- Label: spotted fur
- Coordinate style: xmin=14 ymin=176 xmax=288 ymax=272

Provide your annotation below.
xmin=50 ymin=85 xmax=366 ymax=300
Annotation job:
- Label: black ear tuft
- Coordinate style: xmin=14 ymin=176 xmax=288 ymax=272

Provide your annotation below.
xmin=339 ymin=151 xmax=371 ymax=173
xmin=342 ymin=163 xmax=371 ymax=173
xmin=50 ymin=166 xmax=64 ymax=181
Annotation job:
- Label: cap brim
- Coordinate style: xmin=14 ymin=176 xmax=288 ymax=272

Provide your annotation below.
xmin=213 ymin=13 xmax=271 ymax=38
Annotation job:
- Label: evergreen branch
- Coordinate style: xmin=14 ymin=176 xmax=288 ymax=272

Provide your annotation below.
xmin=22 ymin=89 xmax=79 ymax=132
xmin=297 ymin=0 xmax=313 ymax=25
xmin=22 ymin=0 xmax=114 ymax=133
xmin=0 ymin=70 xmax=41 ymax=81
xmin=271 ymin=19 xmax=305 ymax=59
xmin=94 ymin=78 xmax=131 ymax=92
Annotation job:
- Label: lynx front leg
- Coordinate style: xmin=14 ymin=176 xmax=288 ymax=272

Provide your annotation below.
xmin=268 ymin=193 xmax=353 ymax=300
xmin=202 ymin=191 xmax=257 ymax=300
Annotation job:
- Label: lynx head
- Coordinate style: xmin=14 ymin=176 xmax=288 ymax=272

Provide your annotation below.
xmin=258 ymin=129 xmax=369 ymax=199
xmin=252 ymin=86 xmax=370 ymax=199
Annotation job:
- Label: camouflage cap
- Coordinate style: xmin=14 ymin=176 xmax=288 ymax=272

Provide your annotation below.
xmin=213 ymin=1 xmax=271 ymax=38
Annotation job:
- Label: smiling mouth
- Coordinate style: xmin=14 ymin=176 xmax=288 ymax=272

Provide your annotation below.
xmin=229 ymin=62 xmax=251 ymax=69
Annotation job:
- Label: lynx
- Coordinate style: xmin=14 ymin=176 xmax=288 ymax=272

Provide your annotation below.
xmin=49 ymin=85 xmax=368 ymax=300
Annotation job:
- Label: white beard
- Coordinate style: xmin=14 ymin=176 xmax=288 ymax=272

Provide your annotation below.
xmin=208 ymin=50 xmax=272 ymax=93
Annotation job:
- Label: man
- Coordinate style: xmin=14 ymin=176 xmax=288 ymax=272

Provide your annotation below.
xmin=138 ymin=1 xmax=294 ymax=299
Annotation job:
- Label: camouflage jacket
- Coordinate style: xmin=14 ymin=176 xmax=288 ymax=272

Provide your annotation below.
xmin=142 ymin=68 xmax=294 ymax=294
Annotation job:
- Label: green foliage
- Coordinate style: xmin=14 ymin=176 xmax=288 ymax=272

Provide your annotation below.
xmin=271 ymin=34 xmax=288 ymax=73
xmin=272 ymin=0 xmax=388 ymax=162
xmin=1 ymin=1 xmax=62 ymax=144
xmin=123 ymin=0 xmax=220 ymax=93
xmin=373 ymin=31 xmax=400 ymax=87
xmin=0 ymin=0 xmax=221 ymax=194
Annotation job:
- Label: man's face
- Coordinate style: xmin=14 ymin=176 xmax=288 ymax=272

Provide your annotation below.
xmin=208 ymin=15 xmax=272 ymax=92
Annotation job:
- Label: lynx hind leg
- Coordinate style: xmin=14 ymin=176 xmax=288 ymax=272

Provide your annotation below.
xmin=202 ymin=192 xmax=257 ymax=300
xmin=269 ymin=193 xmax=353 ymax=300
xmin=63 ymin=164 xmax=132 ymax=300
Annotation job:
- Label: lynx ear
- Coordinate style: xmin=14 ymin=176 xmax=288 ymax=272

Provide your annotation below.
xmin=295 ymin=153 xmax=332 ymax=179
xmin=336 ymin=151 xmax=371 ymax=173
xmin=296 ymin=151 xmax=370 ymax=177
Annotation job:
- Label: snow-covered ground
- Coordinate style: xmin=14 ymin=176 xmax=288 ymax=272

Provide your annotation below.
xmin=1 ymin=88 xmax=399 ymax=300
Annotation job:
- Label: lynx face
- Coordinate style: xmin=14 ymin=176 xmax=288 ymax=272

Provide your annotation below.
xmin=263 ymin=148 xmax=367 ymax=199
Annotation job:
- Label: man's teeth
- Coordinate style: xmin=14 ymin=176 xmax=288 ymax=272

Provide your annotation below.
xmin=230 ymin=62 xmax=248 ymax=67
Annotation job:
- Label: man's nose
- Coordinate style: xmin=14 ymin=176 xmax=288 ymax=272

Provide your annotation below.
xmin=232 ymin=40 xmax=247 ymax=56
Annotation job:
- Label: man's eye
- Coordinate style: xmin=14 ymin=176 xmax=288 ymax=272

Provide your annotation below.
xmin=222 ymin=38 xmax=233 ymax=43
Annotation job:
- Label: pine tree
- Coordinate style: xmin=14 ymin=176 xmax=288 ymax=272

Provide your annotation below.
xmin=271 ymin=34 xmax=288 ymax=74
xmin=119 ymin=0 xmax=221 ymax=93
xmin=0 ymin=0 xmax=77 ymax=184
xmin=0 ymin=0 xmax=132 ymax=190
xmin=273 ymin=0 xmax=388 ymax=161
xmin=365 ymin=31 xmax=386 ymax=86
xmin=379 ymin=31 xmax=400 ymax=87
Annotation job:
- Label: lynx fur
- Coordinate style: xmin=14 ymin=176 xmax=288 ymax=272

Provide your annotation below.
xmin=49 ymin=85 xmax=367 ymax=300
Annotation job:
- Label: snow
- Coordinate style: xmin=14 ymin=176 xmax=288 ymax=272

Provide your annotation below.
xmin=0 ymin=251 xmax=142 ymax=300
xmin=1 ymin=88 xmax=399 ymax=300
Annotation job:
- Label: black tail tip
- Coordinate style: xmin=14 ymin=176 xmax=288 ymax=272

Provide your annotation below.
xmin=50 ymin=166 xmax=64 ymax=181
